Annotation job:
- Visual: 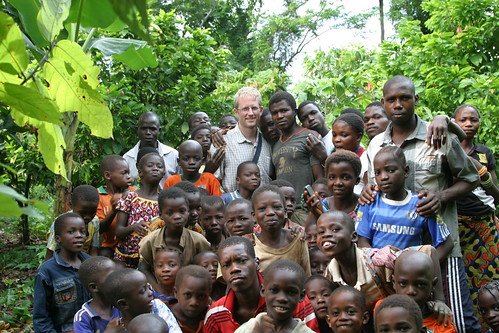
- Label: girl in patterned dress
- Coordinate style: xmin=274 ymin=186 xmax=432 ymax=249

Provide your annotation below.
xmin=114 ymin=152 xmax=165 ymax=268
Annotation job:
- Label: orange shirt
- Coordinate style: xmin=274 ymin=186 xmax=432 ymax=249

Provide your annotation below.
xmin=96 ymin=186 xmax=135 ymax=248
xmin=163 ymin=173 xmax=222 ymax=196
xmin=374 ymin=299 xmax=457 ymax=333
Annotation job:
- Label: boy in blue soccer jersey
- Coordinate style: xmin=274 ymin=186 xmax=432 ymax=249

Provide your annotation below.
xmin=356 ymin=146 xmax=453 ymax=263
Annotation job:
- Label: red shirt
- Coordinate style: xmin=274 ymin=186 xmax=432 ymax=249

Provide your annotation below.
xmin=203 ymin=272 xmax=319 ymax=333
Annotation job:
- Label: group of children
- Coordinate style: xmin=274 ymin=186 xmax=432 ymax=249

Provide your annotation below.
xmin=33 ymin=76 xmax=497 ymax=333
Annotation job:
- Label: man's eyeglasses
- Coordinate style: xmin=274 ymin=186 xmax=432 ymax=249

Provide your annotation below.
xmin=237 ymin=106 xmax=261 ymax=113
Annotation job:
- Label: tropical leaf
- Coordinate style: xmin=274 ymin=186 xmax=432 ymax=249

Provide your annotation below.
xmin=109 ymin=0 xmax=150 ymax=41
xmin=87 ymin=37 xmax=147 ymax=56
xmin=113 ymin=45 xmax=158 ymax=70
xmin=0 ymin=12 xmax=29 ymax=77
xmin=0 ymin=83 xmax=62 ymax=124
xmin=67 ymin=0 xmax=119 ymax=29
xmin=8 ymin=0 xmax=48 ymax=47
xmin=37 ymin=0 xmax=71 ymax=42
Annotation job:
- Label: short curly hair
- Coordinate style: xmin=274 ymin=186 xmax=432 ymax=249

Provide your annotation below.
xmin=268 ymin=91 xmax=297 ymax=110
xmin=375 ymin=294 xmax=423 ymax=330
xmin=324 ymin=150 xmax=362 ymax=178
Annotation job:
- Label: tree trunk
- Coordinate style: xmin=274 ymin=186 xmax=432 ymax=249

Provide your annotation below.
xmin=54 ymin=113 xmax=79 ymax=216
xmin=20 ymin=174 xmax=32 ymax=244
xmin=379 ymin=0 xmax=385 ymax=42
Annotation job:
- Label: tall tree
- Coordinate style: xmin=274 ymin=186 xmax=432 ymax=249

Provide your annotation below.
xmin=379 ymin=0 xmax=385 ymax=41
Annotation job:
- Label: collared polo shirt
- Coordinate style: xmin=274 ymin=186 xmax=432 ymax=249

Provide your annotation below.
xmin=123 ymin=140 xmax=178 ymax=187
xmin=73 ymin=300 xmax=121 ymax=333
xmin=217 ymin=124 xmax=272 ymax=192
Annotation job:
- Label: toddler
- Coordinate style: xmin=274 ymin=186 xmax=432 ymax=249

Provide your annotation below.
xmin=153 ymin=246 xmax=183 ymax=305
xmin=305 ymin=276 xmax=337 ymax=333
xmin=327 ymin=286 xmax=369 ymax=333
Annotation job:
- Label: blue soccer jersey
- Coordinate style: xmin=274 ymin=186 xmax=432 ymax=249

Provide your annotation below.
xmin=355 ymin=190 xmax=450 ymax=249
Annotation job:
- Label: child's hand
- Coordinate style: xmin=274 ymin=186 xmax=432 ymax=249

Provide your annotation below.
xmin=205 ymin=146 xmax=225 ymax=173
xmin=303 ymin=190 xmax=323 ymax=218
xmin=103 ymin=318 xmax=125 ymax=333
xmin=131 ymin=221 xmax=149 ymax=236
xmin=428 ymin=300 xmax=453 ymax=326
xmin=358 ymin=184 xmax=377 ymax=205
xmin=255 ymin=314 xmax=277 ymax=333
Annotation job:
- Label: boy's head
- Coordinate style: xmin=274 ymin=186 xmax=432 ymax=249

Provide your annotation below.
xmin=219 ymin=114 xmax=238 ymax=130
xmin=373 ymin=146 xmax=409 ymax=200
xmin=260 ymin=107 xmax=280 ymax=144
xmin=324 ymin=151 xmax=361 ymax=199
xmin=217 ymin=236 xmax=259 ymax=292
xmin=174 ymin=265 xmax=212 ymax=318
xmin=224 ymin=198 xmax=255 ymax=236
xmin=305 ymin=275 xmax=337 ymax=320
xmin=128 ymin=314 xmax=169 ymax=333
xmin=327 ymin=286 xmax=369 ymax=333
xmin=316 ymin=211 xmax=357 ymax=258
xmin=251 ymin=185 xmax=286 ymax=231
xmin=332 ymin=113 xmax=364 ymax=152
xmin=305 ymin=222 xmax=318 ymax=249
xmin=104 ymin=269 xmax=153 ymax=317
xmin=393 ymin=250 xmax=436 ymax=308
xmin=269 ymin=91 xmax=297 ymax=133
xmin=193 ymin=251 xmax=219 ymax=283
xmin=478 ymin=281 xmax=499 ymax=333
xmin=190 ymin=124 xmax=212 ymax=153
xmin=137 ymin=112 xmax=161 ymax=148
xmin=71 ymin=185 xmax=99 ymax=224
xmin=54 ymin=212 xmax=86 ymax=254
xmin=154 ymin=246 xmax=183 ymax=288
xmin=375 ymin=294 xmax=424 ymax=333
xmin=188 ymin=112 xmax=211 ymax=130
xmin=236 ymin=161 xmax=261 ymax=193
xmin=312 ymin=178 xmax=331 ymax=199
xmin=200 ymin=196 xmax=225 ymax=236
xmin=262 ymin=259 xmax=305 ymax=323
xmin=173 ymin=181 xmax=201 ymax=227
xmin=453 ymin=104 xmax=480 ymax=140
xmin=270 ymin=179 xmax=296 ymax=219
xmin=364 ymin=101 xmax=389 ymax=140
xmin=309 ymin=246 xmax=330 ymax=276
xmin=177 ymin=140 xmax=204 ymax=177
xmin=381 ymin=75 xmax=418 ymax=126
xmin=297 ymin=101 xmax=326 ymax=133
xmin=158 ymin=188 xmax=189 ymax=230
xmin=79 ymin=256 xmax=116 ymax=298
xmin=100 ymin=155 xmax=131 ymax=189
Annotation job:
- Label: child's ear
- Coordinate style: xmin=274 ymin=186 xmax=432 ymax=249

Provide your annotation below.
xmin=116 ymin=298 xmax=128 ymax=310
xmin=173 ymin=286 xmax=178 ymax=298
xmin=104 ymin=170 xmax=112 ymax=181
xmin=55 ymin=235 xmax=61 ymax=244
xmin=404 ymin=165 xmax=409 ymax=178
xmin=88 ymin=282 xmax=98 ymax=293
xmin=255 ymin=257 xmax=260 ymax=271
xmin=432 ymin=276 xmax=438 ymax=287
xmin=299 ymin=288 xmax=305 ymax=302
xmin=355 ymin=177 xmax=360 ymax=185
xmin=362 ymin=311 xmax=370 ymax=325
xmin=415 ymin=94 xmax=419 ymax=103
xmin=236 ymin=176 xmax=240 ymax=184
xmin=351 ymin=231 xmax=358 ymax=243
xmin=260 ymin=284 xmax=265 ymax=297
